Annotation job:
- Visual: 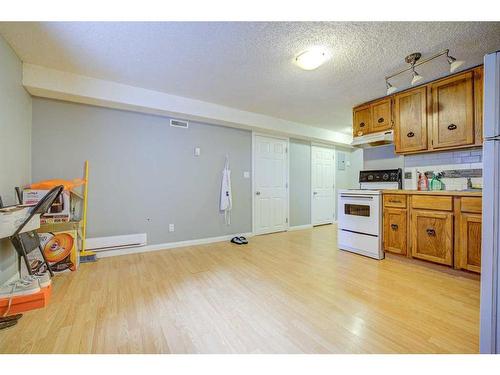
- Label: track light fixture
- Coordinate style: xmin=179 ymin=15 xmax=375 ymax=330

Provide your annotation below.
xmin=446 ymin=51 xmax=464 ymax=73
xmin=386 ymin=80 xmax=397 ymax=95
xmin=385 ymin=49 xmax=464 ymax=92
xmin=410 ymin=66 xmax=423 ymax=86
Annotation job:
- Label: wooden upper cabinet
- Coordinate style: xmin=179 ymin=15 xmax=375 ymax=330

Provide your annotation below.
xmin=394 ymin=86 xmax=428 ymax=153
xmin=371 ymin=98 xmax=392 ymax=133
xmin=352 ymin=66 xmax=483 ymax=154
xmin=431 ymin=71 xmax=475 ymax=149
xmin=473 ymin=66 xmax=484 ymax=145
xmin=353 ymin=105 xmax=371 ymax=137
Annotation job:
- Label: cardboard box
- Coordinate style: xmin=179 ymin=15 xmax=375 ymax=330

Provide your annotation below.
xmin=22 ymin=189 xmax=71 ymax=223
xmin=0 ymin=285 xmax=52 ymax=316
xmin=27 ymin=230 xmax=79 ymax=274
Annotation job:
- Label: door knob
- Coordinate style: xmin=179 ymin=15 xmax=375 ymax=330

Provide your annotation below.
xmin=255 ymin=191 xmax=261 ymax=195
xmin=313 ymin=192 xmax=318 ymax=195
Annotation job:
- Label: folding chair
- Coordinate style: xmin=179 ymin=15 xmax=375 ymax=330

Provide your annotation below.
xmin=9 ymin=185 xmax=64 ymax=277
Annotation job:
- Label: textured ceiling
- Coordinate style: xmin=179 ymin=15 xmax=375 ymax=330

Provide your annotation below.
xmin=1 ymin=22 xmax=500 ymax=133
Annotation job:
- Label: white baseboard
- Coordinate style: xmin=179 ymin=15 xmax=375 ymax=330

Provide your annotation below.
xmin=95 ymin=232 xmax=254 ymax=259
xmin=288 ymin=224 xmax=313 ymax=231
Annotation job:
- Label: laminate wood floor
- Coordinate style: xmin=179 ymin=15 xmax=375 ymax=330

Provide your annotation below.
xmin=0 ymin=225 xmax=480 ymax=353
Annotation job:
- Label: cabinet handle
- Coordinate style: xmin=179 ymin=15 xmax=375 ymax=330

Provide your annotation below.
xmin=391 ymin=224 xmax=398 ymax=230
xmin=388 ymin=200 xmax=401 ymax=203
xmin=447 ymin=124 xmax=457 ymax=130
xmin=407 ymin=132 xmax=415 ymax=138
xmin=378 ymin=117 xmax=384 ymax=123
xmin=426 ymin=228 xmax=436 ymax=236
xmin=359 ymin=122 xmax=365 ymax=128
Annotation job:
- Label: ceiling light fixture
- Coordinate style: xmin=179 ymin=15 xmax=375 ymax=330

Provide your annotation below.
xmin=386 ymin=80 xmax=397 ymax=95
xmin=295 ymin=48 xmax=330 ymax=71
xmin=410 ymin=67 xmax=423 ymax=86
xmin=446 ymin=52 xmax=464 ymax=73
xmin=384 ymin=49 xmax=464 ymax=92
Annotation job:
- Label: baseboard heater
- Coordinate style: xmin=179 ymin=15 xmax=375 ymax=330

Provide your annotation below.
xmin=85 ymin=233 xmax=147 ymax=252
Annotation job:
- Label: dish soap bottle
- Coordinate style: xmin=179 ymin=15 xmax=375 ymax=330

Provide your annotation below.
xmin=417 ymin=172 xmax=425 ymax=191
xmin=430 ymin=173 xmax=443 ymax=191
xmin=422 ymin=172 xmax=429 ymax=191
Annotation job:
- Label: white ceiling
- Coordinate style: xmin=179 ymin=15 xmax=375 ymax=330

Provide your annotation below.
xmin=1 ymin=22 xmax=500 ymax=133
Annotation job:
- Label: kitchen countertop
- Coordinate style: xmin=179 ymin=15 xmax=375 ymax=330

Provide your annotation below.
xmin=382 ymin=189 xmax=482 ymax=197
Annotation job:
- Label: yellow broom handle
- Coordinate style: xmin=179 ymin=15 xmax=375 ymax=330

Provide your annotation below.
xmin=81 ymin=160 xmax=89 ymax=252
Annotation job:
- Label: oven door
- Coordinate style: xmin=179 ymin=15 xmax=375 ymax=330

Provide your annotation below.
xmin=338 ymin=193 xmax=380 ymax=236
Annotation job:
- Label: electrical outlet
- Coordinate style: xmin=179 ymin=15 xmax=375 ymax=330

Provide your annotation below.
xmin=243 ymin=171 xmax=250 ymax=178
xmin=194 ymin=147 xmax=201 ymax=156
xmin=169 ymin=224 xmax=175 ymax=232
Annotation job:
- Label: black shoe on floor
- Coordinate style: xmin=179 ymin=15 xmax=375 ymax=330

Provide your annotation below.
xmin=231 ymin=237 xmax=244 ymax=245
xmin=0 ymin=313 xmax=22 ymax=323
xmin=0 ymin=319 xmax=18 ymax=330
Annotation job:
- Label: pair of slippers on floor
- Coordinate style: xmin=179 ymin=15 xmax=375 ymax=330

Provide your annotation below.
xmin=0 ymin=314 xmax=23 ymax=330
xmin=231 ymin=236 xmax=248 ymax=245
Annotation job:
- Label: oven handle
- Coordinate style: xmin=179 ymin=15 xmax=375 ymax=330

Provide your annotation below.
xmin=340 ymin=194 xmax=374 ymax=200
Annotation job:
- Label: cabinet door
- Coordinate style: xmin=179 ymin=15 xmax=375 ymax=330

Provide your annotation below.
xmin=383 ymin=208 xmax=407 ymax=255
xmin=431 ymin=71 xmax=474 ymax=149
xmin=458 ymin=213 xmax=482 ymax=273
xmin=371 ymin=98 xmax=392 ymax=133
xmin=353 ymin=105 xmax=371 ymax=137
xmin=411 ymin=210 xmax=453 ymax=266
xmin=394 ymin=86 xmax=428 ymax=153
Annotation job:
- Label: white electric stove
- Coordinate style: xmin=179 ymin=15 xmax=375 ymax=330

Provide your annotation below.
xmin=337 ymin=169 xmax=402 ymax=260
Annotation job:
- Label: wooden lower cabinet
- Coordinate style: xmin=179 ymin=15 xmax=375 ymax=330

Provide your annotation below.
xmin=456 ymin=212 xmax=482 ymax=273
xmin=411 ymin=210 xmax=454 ymax=266
xmin=382 ymin=193 xmax=481 ymax=272
xmin=383 ymin=208 xmax=407 ymax=255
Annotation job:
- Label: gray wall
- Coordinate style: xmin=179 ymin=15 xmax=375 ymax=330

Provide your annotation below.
xmin=31 ymin=98 xmax=252 ymax=245
xmin=289 ymin=139 xmax=311 ymax=226
xmin=334 ymin=147 xmax=363 ymax=218
xmin=363 ymin=145 xmax=404 ymax=170
xmin=288 ymin=141 xmax=363 ymax=225
xmin=0 ymin=35 xmax=32 ymax=284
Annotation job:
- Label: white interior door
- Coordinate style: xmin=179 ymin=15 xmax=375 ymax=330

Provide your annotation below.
xmin=253 ymin=135 xmax=288 ymax=234
xmin=311 ymin=145 xmax=335 ymax=225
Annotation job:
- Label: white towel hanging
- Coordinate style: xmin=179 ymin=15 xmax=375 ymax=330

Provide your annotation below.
xmin=220 ymin=155 xmax=232 ymax=225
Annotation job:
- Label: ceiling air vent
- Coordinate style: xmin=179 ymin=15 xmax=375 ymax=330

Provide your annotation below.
xmin=170 ymin=119 xmax=189 ymax=129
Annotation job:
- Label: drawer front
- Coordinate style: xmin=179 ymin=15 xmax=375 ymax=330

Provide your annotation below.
xmin=460 ymin=197 xmax=482 ymax=213
xmin=411 ymin=210 xmax=453 ymax=266
xmin=411 ymin=195 xmax=453 ymax=211
xmin=383 ymin=194 xmax=407 ymax=208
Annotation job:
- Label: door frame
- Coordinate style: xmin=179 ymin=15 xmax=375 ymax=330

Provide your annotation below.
xmin=251 ymin=132 xmax=290 ymax=235
xmin=310 ymin=142 xmax=336 ymax=226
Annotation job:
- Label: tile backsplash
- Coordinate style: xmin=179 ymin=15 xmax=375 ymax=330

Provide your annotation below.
xmin=403 ymin=148 xmax=483 ymax=190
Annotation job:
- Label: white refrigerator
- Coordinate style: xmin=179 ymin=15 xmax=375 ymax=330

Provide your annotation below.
xmin=480 ymin=50 xmax=500 ymax=354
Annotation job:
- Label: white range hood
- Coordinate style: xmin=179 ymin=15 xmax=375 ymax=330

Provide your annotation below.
xmin=351 ymin=130 xmax=394 ymax=148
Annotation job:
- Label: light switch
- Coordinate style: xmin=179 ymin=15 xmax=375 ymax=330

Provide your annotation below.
xmin=243 ymin=171 xmax=250 ymax=179
xmin=194 ymin=147 xmax=201 ymax=156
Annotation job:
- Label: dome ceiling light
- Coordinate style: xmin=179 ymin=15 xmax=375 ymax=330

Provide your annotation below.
xmin=295 ymin=48 xmax=330 ymax=71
